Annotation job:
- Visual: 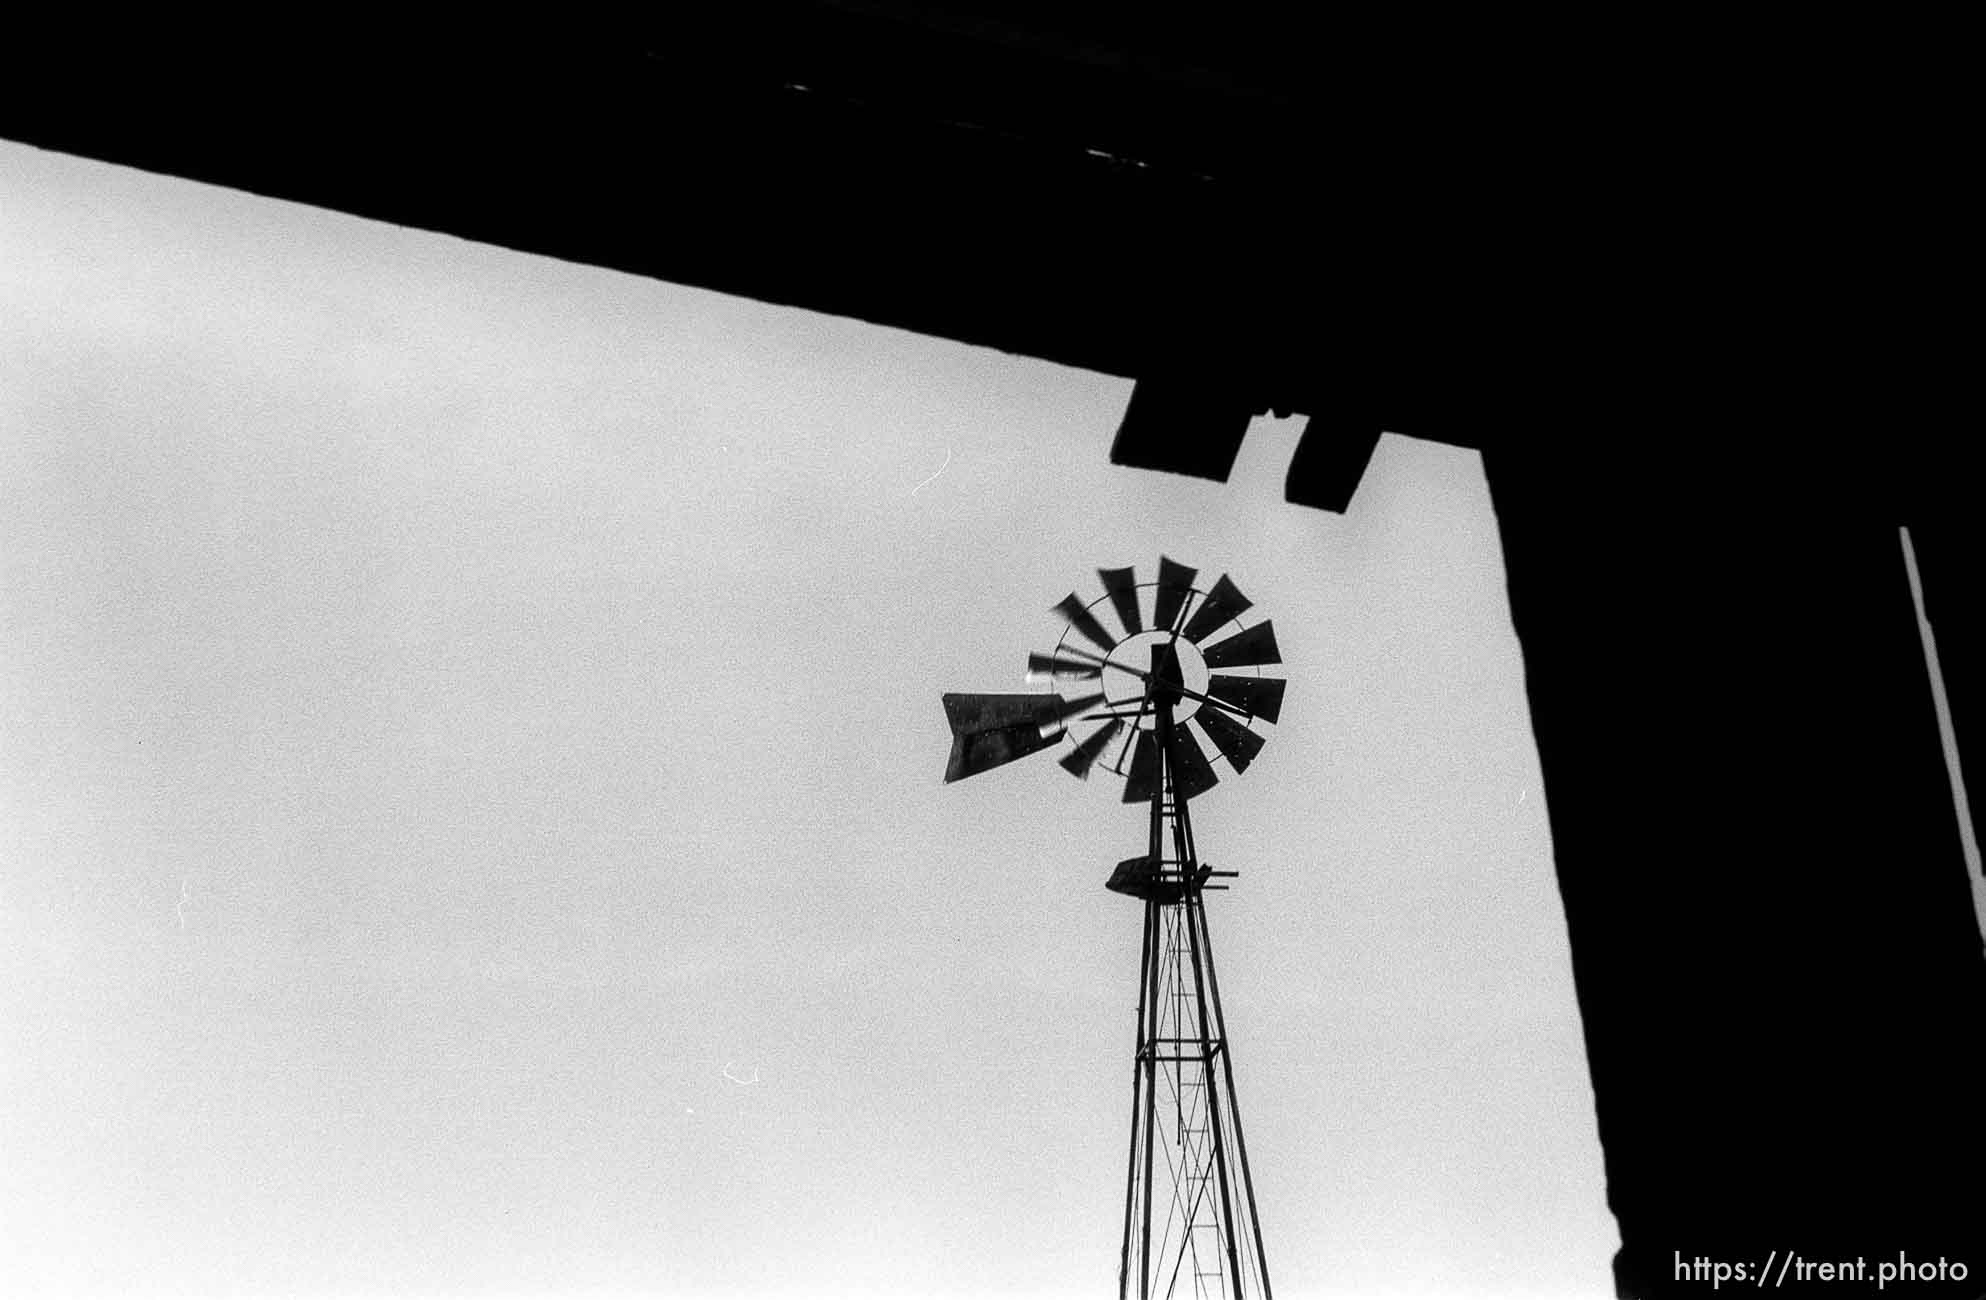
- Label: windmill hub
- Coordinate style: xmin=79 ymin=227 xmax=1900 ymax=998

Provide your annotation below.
xmin=1104 ymin=632 xmax=1210 ymax=722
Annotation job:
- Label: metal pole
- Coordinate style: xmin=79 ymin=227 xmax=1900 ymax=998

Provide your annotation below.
xmin=1136 ymin=683 xmax=1179 ymax=1300
xmin=1138 ymin=892 xmax=1160 ymax=1299
xmin=1164 ymin=707 xmax=1248 ymax=1296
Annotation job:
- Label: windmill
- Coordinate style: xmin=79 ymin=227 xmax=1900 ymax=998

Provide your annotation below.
xmin=943 ymin=556 xmax=1283 ymax=1300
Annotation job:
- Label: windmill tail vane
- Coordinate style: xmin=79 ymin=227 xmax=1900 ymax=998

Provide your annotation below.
xmin=939 ymin=690 xmax=1100 ymax=783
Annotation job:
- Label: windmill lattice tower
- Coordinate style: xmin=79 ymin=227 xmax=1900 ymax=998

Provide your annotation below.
xmin=942 ymin=557 xmax=1283 ymax=1300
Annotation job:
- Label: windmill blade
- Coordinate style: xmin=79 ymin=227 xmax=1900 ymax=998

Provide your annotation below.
xmin=1200 ymin=619 xmax=1281 ymax=669
xmin=1120 ymin=730 xmax=1161 ymax=803
xmin=1180 ymin=573 xmax=1253 ymax=645
xmin=1060 ymin=718 xmax=1125 ymax=779
xmin=1027 ymin=651 xmax=1102 ymax=681
xmin=1169 ymin=724 xmax=1221 ymax=801
xmin=1195 ymin=707 xmax=1267 ymax=774
xmin=1151 ymin=555 xmax=1198 ymax=633
xmin=940 ymin=693 xmax=1065 ymax=783
xmin=1097 ymin=566 xmax=1143 ymax=637
xmin=1206 ymin=674 xmax=1285 ymax=724
xmin=1053 ymin=593 xmax=1118 ymax=655
xmin=1047 ymin=691 xmax=1106 ymax=722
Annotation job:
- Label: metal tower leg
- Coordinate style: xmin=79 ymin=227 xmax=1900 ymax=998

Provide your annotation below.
xmin=1182 ymin=886 xmax=1247 ymax=1292
xmin=1195 ymin=890 xmax=1273 ymax=1298
xmin=1119 ymin=897 xmax=1155 ymax=1300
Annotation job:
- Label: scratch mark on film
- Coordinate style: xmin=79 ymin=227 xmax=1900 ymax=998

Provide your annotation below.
xmin=911 ymin=446 xmax=953 ymax=496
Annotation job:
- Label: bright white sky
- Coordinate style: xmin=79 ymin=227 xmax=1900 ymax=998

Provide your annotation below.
xmin=1 ymin=140 xmax=1613 ymax=1298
